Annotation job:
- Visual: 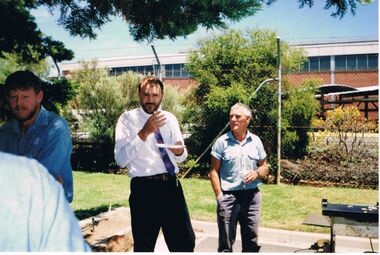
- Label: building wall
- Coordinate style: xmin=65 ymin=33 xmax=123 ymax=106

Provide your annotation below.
xmin=162 ymin=77 xmax=198 ymax=91
xmin=334 ymin=70 xmax=378 ymax=88
xmin=284 ymin=72 xmax=331 ymax=86
xmin=284 ymin=70 xmax=378 ymax=88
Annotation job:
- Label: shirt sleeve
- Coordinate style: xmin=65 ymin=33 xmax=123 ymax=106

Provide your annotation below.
xmin=256 ymin=136 xmax=267 ymax=160
xmin=211 ymin=138 xmax=223 ymax=160
xmin=114 ymin=113 xmax=145 ymax=168
xmin=168 ymin=113 xmax=188 ymax=163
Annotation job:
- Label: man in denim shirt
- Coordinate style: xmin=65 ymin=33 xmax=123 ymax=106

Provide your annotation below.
xmin=210 ymin=103 xmax=269 ymax=252
xmin=0 ymin=71 xmax=73 ymax=202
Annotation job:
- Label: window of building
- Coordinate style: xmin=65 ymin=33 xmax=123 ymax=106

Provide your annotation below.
xmin=334 ymin=54 xmax=378 ymax=71
xmin=163 ymin=63 xmax=189 ymax=78
xmin=300 ymin=60 xmax=309 ymax=72
xmin=182 ymin=66 xmax=189 ymax=77
xmin=368 ymin=54 xmax=378 ymax=69
xmin=299 ymin=56 xmax=331 ymax=72
xmin=309 ymin=57 xmax=319 ymax=72
xmin=165 ymin=64 xmax=173 ymax=77
xmin=173 ymin=64 xmax=181 ymax=77
xmin=346 ymin=55 xmax=356 ymax=70
xmin=319 ymin=56 xmax=330 ymax=71
xmin=357 ymin=55 xmax=367 ymax=69
xmin=335 ymin=55 xmax=346 ymax=71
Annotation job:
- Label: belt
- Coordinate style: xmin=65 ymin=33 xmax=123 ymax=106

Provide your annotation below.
xmin=224 ymin=187 xmax=259 ymax=194
xmin=138 ymin=173 xmax=175 ymax=181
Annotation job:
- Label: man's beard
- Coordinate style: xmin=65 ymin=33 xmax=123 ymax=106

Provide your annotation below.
xmin=13 ymin=104 xmax=39 ymax=123
xmin=141 ymin=102 xmax=160 ymax=114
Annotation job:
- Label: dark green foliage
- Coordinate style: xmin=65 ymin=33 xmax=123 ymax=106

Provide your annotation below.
xmin=0 ymin=53 xmax=50 ymax=83
xmin=0 ymin=1 xmax=74 ymax=64
xmin=265 ymin=0 xmax=366 ymax=18
xmin=2 ymin=0 xmax=366 ymax=63
xmin=0 ymin=0 xmax=43 ymax=62
xmin=250 ymin=85 xmax=278 ymax=158
xmin=124 ymin=0 xmax=262 ymax=41
xmin=184 ymin=29 xmax=318 ymax=178
xmin=282 ymin=81 xmax=319 ymax=159
xmin=42 ymin=78 xmax=77 ymax=114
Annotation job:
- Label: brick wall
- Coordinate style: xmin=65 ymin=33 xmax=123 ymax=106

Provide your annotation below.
xmin=284 ymin=70 xmax=378 ymax=88
xmin=162 ymin=77 xmax=198 ymax=91
xmin=284 ymin=72 xmax=331 ymax=86
xmin=334 ymin=70 xmax=378 ymax=88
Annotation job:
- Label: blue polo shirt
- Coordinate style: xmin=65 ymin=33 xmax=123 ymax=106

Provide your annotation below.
xmin=0 ymin=107 xmax=73 ymax=202
xmin=211 ymin=131 xmax=267 ymax=191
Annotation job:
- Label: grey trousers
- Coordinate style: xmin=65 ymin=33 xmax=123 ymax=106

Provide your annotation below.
xmin=217 ymin=188 xmax=262 ymax=252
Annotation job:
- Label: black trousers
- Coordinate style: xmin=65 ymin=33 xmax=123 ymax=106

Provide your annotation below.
xmin=129 ymin=175 xmax=195 ymax=252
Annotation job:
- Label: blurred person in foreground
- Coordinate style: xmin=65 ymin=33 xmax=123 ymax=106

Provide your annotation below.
xmin=0 ymin=70 xmax=73 ymax=202
xmin=114 ymin=76 xmax=195 ymax=252
xmin=210 ymin=103 xmax=269 ymax=252
xmin=0 ymin=152 xmax=90 ymax=251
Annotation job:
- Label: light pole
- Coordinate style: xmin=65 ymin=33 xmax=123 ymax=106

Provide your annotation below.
xmin=151 ymin=44 xmax=162 ymax=80
xmin=277 ymin=37 xmax=282 ymax=185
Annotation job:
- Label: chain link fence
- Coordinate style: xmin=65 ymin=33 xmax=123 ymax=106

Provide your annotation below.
xmin=70 ymin=68 xmax=378 ymax=188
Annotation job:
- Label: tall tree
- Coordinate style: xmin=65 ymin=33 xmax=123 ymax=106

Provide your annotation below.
xmin=0 ymin=1 xmax=74 ymax=65
xmin=184 ymin=29 xmax=318 ymax=172
xmin=264 ymin=0 xmax=372 ymax=18
xmin=1 ymin=0 xmax=370 ymax=63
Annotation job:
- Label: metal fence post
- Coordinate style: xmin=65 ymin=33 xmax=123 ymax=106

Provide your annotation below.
xmin=277 ymin=37 xmax=282 ymax=185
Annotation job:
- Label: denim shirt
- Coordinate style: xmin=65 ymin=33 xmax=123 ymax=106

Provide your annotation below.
xmin=0 ymin=107 xmax=73 ymax=202
xmin=211 ymin=131 xmax=267 ymax=191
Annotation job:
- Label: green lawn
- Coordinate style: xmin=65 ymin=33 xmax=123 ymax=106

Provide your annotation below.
xmin=71 ymin=171 xmax=378 ymax=233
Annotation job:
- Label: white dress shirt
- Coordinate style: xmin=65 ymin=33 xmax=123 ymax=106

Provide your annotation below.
xmin=114 ymin=107 xmax=188 ymax=178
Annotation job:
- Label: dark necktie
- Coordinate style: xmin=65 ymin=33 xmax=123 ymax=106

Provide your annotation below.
xmin=154 ymin=129 xmax=175 ymax=175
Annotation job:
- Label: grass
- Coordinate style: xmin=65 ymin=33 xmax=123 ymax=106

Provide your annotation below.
xmin=71 ymin=171 xmax=378 ymax=233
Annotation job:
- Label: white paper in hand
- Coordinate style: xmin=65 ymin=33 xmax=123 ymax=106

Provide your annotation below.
xmin=156 ymin=144 xmax=186 ymax=149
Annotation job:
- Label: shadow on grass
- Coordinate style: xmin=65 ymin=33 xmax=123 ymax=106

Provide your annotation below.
xmin=74 ymin=203 xmax=125 ymax=220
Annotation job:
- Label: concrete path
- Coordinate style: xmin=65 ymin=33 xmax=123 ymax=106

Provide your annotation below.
xmin=155 ymin=219 xmax=379 ymax=253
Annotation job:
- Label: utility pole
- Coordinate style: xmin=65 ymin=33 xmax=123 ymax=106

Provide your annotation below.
xmin=151 ymin=44 xmax=162 ymax=81
xmin=276 ymin=37 xmax=282 ymax=185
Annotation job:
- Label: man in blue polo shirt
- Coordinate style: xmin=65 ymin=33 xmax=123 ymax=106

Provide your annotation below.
xmin=210 ymin=103 xmax=269 ymax=252
xmin=0 ymin=70 xmax=73 ymax=202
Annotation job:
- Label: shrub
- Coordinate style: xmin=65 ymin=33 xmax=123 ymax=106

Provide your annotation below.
xmin=324 ymin=106 xmax=375 ymax=160
xmin=282 ymin=80 xmax=319 ymax=158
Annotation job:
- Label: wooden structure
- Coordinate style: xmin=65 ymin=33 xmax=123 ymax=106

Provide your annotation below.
xmin=315 ymin=84 xmax=378 ymax=120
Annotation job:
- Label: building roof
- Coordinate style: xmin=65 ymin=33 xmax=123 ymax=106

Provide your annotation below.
xmin=316 ymin=84 xmax=378 ymax=97
xmin=60 ymin=39 xmax=379 ymax=73
xmin=291 ymin=40 xmax=378 ymax=57
xmin=317 ymin=84 xmax=358 ymax=94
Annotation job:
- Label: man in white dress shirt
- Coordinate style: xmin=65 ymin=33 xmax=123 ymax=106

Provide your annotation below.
xmin=114 ymin=76 xmax=195 ymax=252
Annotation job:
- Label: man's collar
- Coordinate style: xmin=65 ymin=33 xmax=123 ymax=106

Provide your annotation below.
xmin=138 ymin=105 xmax=162 ymax=118
xmin=8 ymin=106 xmax=48 ymax=134
xmin=226 ymin=130 xmax=254 ymax=143
xmin=138 ymin=107 xmax=153 ymax=118
xmin=33 ymin=106 xmax=48 ymax=127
